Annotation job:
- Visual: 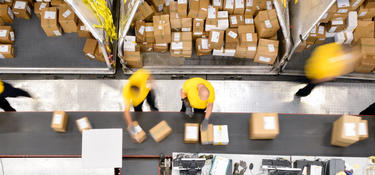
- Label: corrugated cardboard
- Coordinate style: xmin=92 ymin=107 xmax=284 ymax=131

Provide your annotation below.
xmin=229 ymin=15 xmax=244 ymax=28
xmin=196 ymin=38 xmax=212 ymax=56
xmin=149 ymin=120 xmax=172 ymax=143
xmin=200 ymin=123 xmax=213 ymax=145
xmin=234 ymin=43 xmax=256 ymax=59
xmin=170 ymin=32 xmax=192 ymax=57
xmin=151 ymin=0 xmax=164 ymax=12
xmin=140 ymin=42 xmax=154 ymax=52
xmin=177 ymin=0 xmax=188 ymax=17
xmin=213 ymin=46 xmax=236 ymax=56
xmin=188 ymin=0 xmax=200 ymax=18
xmin=0 ymin=44 xmax=14 ymax=58
xmin=77 ymin=20 xmax=92 ymax=38
xmin=135 ymin=20 xmax=146 ymax=42
xmin=244 ymin=0 xmax=260 ymax=16
xmin=217 ymin=11 xmax=229 ymax=30
xmin=223 ymin=0 xmax=234 ymax=14
xmin=254 ymin=9 xmax=279 ymax=38
xmin=350 ymin=0 xmax=365 ymax=10
xmin=331 ymin=115 xmax=361 ymax=147
xmin=76 ymin=117 xmax=92 ymax=133
xmin=128 ymin=121 xmax=147 ymax=143
xmin=244 ymin=15 xmax=254 ymax=24
xmin=305 ymin=41 xmax=314 ymax=50
xmin=34 ymin=2 xmax=50 ymax=19
xmin=83 ymin=38 xmax=97 ymax=60
xmin=51 ymin=111 xmax=68 ymax=132
xmin=238 ymin=24 xmax=255 ymax=33
xmin=193 ymin=18 xmax=204 ymax=38
xmin=50 ymin=0 xmax=65 ymax=7
xmin=356 ymin=38 xmax=375 ymax=56
xmin=225 ymin=28 xmax=238 ymax=49
xmin=353 ymin=20 xmax=374 ymax=42
xmin=145 ymin=22 xmax=155 ymax=43
xmin=354 ymin=57 xmax=375 ymax=73
xmin=135 ymin=2 xmax=155 ymax=21
xmin=41 ymin=7 xmax=62 ymax=37
xmin=4 ymin=0 xmax=13 ymax=6
xmin=58 ymin=5 xmax=78 ymax=33
xmin=326 ymin=18 xmax=346 ymax=33
xmin=249 ymin=113 xmax=279 ymax=139
xmin=153 ymin=15 xmax=171 ymax=43
xmin=295 ymin=40 xmax=307 ymax=52
xmin=0 ymin=26 xmax=14 ymax=44
xmin=213 ymin=125 xmax=229 ymax=145
xmin=0 ymin=5 xmax=14 ymax=23
xmin=12 ymin=0 xmax=31 ymax=19
xmin=124 ymin=51 xmax=143 ymax=68
xmin=184 ymin=123 xmax=199 ymax=143
xmin=364 ymin=0 xmax=375 ymax=8
xmin=94 ymin=46 xmax=106 ymax=63
xmin=208 ymin=30 xmax=224 ymax=49
xmin=181 ymin=18 xmax=192 ymax=32
xmin=357 ymin=4 xmax=375 ymax=19
xmin=197 ymin=0 xmax=209 ymax=19
xmin=260 ymin=0 xmax=273 ymax=10
xmin=254 ymin=39 xmax=278 ymax=64
xmin=239 ymin=32 xmax=257 ymax=46
xmin=233 ymin=0 xmax=244 ymax=15
xmin=153 ymin=43 xmax=169 ymax=52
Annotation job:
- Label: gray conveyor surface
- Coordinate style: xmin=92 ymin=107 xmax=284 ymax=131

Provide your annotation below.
xmin=0 ymin=112 xmax=374 ymax=157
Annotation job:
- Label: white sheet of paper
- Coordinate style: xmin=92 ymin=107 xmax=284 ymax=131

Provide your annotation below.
xmin=185 ymin=126 xmax=198 ymax=140
xmin=344 ymin=123 xmax=356 ymax=137
xmin=263 ymin=116 xmax=276 ymax=130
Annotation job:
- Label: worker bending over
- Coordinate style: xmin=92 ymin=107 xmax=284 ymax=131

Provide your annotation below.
xmin=180 ymin=77 xmax=215 ymax=130
xmin=123 ymin=69 xmax=158 ymax=134
xmin=0 ymin=80 xmax=32 ymax=111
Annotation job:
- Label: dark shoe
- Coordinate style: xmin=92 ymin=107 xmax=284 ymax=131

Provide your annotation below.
xmin=295 ymin=87 xmax=312 ymax=97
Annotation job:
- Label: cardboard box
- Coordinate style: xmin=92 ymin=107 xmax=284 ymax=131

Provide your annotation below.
xmin=34 ymin=2 xmax=50 ymax=19
xmin=153 ymin=43 xmax=169 ymax=52
xmin=197 ymin=0 xmax=209 ymax=19
xmin=50 ymin=0 xmax=65 ymax=7
xmin=58 ymin=5 xmax=78 ymax=33
xmin=350 ymin=0 xmax=365 ymax=10
xmin=213 ymin=125 xmax=229 ymax=145
xmin=239 ymin=32 xmax=257 ymax=46
xmin=135 ymin=20 xmax=146 ymax=42
xmin=249 ymin=113 xmax=279 ymax=139
xmin=151 ymin=0 xmax=164 ymax=12
xmin=260 ymin=0 xmax=273 ymax=10
xmin=94 ymin=46 xmax=106 ymax=63
xmin=41 ymin=7 xmax=62 ymax=37
xmin=200 ymin=123 xmax=213 ymax=145
xmin=357 ymin=4 xmax=375 ymax=19
xmin=254 ymin=9 xmax=280 ymax=38
xmin=170 ymin=32 xmax=192 ymax=57
xmin=364 ymin=0 xmax=375 ymax=8
xmin=254 ymin=39 xmax=278 ymax=64
xmin=354 ymin=57 xmax=375 ymax=73
xmin=213 ymin=0 xmax=223 ymax=10
xmin=244 ymin=15 xmax=254 ymax=24
xmin=229 ymin=15 xmax=244 ymax=28
xmin=12 ymin=1 xmax=31 ymax=19
xmin=83 ymin=38 xmax=97 ymax=60
xmin=153 ymin=15 xmax=171 ymax=43
xmin=234 ymin=43 xmax=256 ymax=59
xmin=4 ymin=0 xmax=13 ymax=6
xmin=217 ymin=11 xmax=229 ymax=30
xmin=193 ymin=18 xmax=204 ymax=38
xmin=135 ymin=2 xmax=155 ymax=21
xmin=177 ymin=0 xmax=188 ymax=18
xmin=188 ymin=0 xmax=200 ymax=18
xmin=358 ymin=120 xmax=368 ymax=140
xmin=331 ymin=115 xmax=361 ymax=147
xmin=76 ymin=117 xmax=92 ymax=132
xmin=295 ymin=40 xmax=306 ymax=52
xmin=356 ymin=38 xmax=375 ymax=56
xmin=145 ymin=22 xmax=155 ymax=43
xmin=353 ymin=20 xmax=374 ymax=42
xmin=184 ymin=123 xmax=199 ymax=143
xmin=0 ymin=5 xmax=14 ymax=23
xmin=213 ymin=46 xmax=236 ymax=56
xmin=0 ymin=44 xmax=14 ymax=58
xmin=305 ymin=41 xmax=314 ymax=50
xmin=224 ymin=0 xmax=234 ymax=14
xmin=196 ymin=38 xmax=212 ymax=56
xmin=0 ymin=26 xmax=14 ymax=44
xmin=327 ymin=18 xmax=346 ymax=33
xmin=128 ymin=121 xmax=147 ymax=143
xmin=233 ymin=0 xmax=244 ymax=15
xmin=51 ymin=111 xmax=68 ymax=132
xmin=181 ymin=18 xmax=192 ymax=32
xmin=244 ymin=0 xmax=260 ymax=16
xmin=149 ymin=120 xmax=172 ymax=143
xmin=140 ymin=42 xmax=154 ymax=52
xmin=225 ymin=28 xmax=239 ymax=49
xmin=238 ymin=24 xmax=255 ymax=33
xmin=208 ymin=30 xmax=224 ymax=49
xmin=77 ymin=20 xmax=92 ymax=38
xmin=124 ymin=50 xmax=143 ymax=68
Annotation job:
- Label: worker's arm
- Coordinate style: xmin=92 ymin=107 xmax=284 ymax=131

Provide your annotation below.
xmin=180 ymin=88 xmax=187 ymax=99
xmin=123 ymin=103 xmax=134 ymax=128
xmin=205 ymin=102 xmax=213 ymax=119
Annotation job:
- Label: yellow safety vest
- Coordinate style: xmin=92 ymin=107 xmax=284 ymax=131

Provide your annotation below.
xmin=183 ymin=78 xmax=215 ymax=109
xmin=122 ymin=69 xmax=151 ymax=110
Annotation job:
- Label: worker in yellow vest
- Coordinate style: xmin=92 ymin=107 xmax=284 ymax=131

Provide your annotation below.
xmin=180 ymin=77 xmax=215 ymax=130
xmin=296 ymin=43 xmax=360 ymax=97
xmin=0 ymin=80 xmax=32 ymax=111
xmin=123 ymin=69 xmax=158 ymax=134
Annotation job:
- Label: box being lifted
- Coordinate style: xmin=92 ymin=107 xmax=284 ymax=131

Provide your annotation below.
xmin=184 ymin=123 xmax=199 ymax=143
xmin=249 ymin=113 xmax=279 ymax=139
xmin=200 ymin=123 xmax=213 ymax=145
xmin=128 ymin=121 xmax=147 ymax=143
xmin=51 ymin=111 xmax=69 ymax=132
xmin=149 ymin=120 xmax=172 ymax=143
xmin=213 ymin=125 xmax=229 ymax=145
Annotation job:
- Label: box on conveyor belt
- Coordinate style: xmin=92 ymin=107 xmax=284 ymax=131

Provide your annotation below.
xmin=12 ymin=0 xmax=31 ymax=20
xmin=50 ymin=0 xmax=65 ymax=7
xmin=153 ymin=15 xmax=171 ymax=43
xmin=140 ymin=42 xmax=154 ymax=52
xmin=196 ymin=38 xmax=212 ymax=56
xmin=83 ymin=38 xmax=97 ymax=60
xmin=76 ymin=117 xmax=92 ymax=132
xmin=4 ymin=0 xmax=13 ymax=6
xmin=41 ymin=7 xmax=62 ymax=37
xmin=149 ymin=120 xmax=172 ymax=143
xmin=200 ymin=123 xmax=213 ymax=145
xmin=169 ymin=1 xmax=180 ymax=30
xmin=181 ymin=18 xmax=192 ymax=32
xmin=205 ymin=6 xmax=217 ymax=31
xmin=184 ymin=123 xmax=199 ymax=143
xmin=336 ymin=0 xmax=350 ymax=13
xmin=238 ymin=24 xmax=255 ymax=33
xmin=135 ymin=20 xmax=146 ymax=42
xmin=223 ymin=0 xmax=234 ymax=14
xmin=145 ymin=22 xmax=155 ymax=43
xmin=193 ymin=18 xmax=204 ymax=39
xmin=197 ymin=0 xmax=209 ymax=19
xmin=51 ymin=111 xmax=69 ymax=132
xmin=153 ymin=43 xmax=169 ymax=52
xmin=229 ymin=15 xmax=244 ymax=28
xmin=0 ymin=26 xmax=14 ymax=44
xmin=353 ymin=20 xmax=374 ymax=42
xmin=170 ymin=32 xmax=192 ymax=57
xmin=259 ymin=0 xmax=273 ymax=10
xmin=225 ymin=28 xmax=239 ymax=49
xmin=128 ymin=121 xmax=147 ymax=143
xmin=0 ymin=44 xmax=14 ymax=58
xmin=249 ymin=113 xmax=279 ymax=139
xmin=34 ymin=2 xmax=49 ymax=19
xmin=177 ymin=0 xmax=187 ymax=18
xmin=305 ymin=41 xmax=314 ymax=50
xmin=356 ymin=38 xmax=375 ymax=56
xmin=233 ymin=0 xmax=244 ymax=15
xmin=188 ymin=0 xmax=199 ymax=18
xmin=254 ymin=9 xmax=279 ymax=38
xmin=134 ymin=2 xmax=155 ymax=21
xmin=234 ymin=43 xmax=256 ymax=59
xmin=357 ymin=4 xmax=375 ymax=19
xmin=0 ymin=5 xmax=14 ymax=24
xmin=350 ymin=0 xmax=365 ymax=10
xmin=213 ymin=125 xmax=229 ymax=145
xmin=58 ymin=5 xmax=78 ymax=33
xmin=254 ymin=39 xmax=279 ymax=65
xmin=244 ymin=15 xmax=253 ymax=25
xmin=151 ymin=0 xmax=164 ymax=12
xmin=331 ymin=115 xmax=361 ymax=147
xmin=208 ymin=30 xmax=224 ymax=49
xmin=77 ymin=20 xmax=92 ymax=38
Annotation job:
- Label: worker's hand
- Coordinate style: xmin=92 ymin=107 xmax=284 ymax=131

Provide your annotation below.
xmin=180 ymin=89 xmax=187 ymax=99
xmin=201 ymin=118 xmax=209 ymax=131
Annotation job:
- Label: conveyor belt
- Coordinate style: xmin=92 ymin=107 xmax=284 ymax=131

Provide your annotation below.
xmin=0 ymin=112 xmax=373 ymax=157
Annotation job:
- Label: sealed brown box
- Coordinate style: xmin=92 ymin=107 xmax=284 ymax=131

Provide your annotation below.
xmin=76 ymin=117 xmax=92 ymax=132
xmin=249 ymin=113 xmax=279 ymax=139
xmin=254 ymin=39 xmax=278 ymax=65
xmin=181 ymin=18 xmax=192 ymax=32
xmin=170 ymin=32 xmax=192 ymax=57
xmin=234 ymin=43 xmax=256 ymax=59
xmin=238 ymin=24 xmax=255 ymax=33
xmin=326 ymin=18 xmax=346 ymax=33
xmin=83 ymin=38 xmax=97 ymax=60
xmin=357 ymin=5 xmax=375 ymax=19
xmin=0 ymin=44 xmax=14 ymax=58
xmin=354 ymin=57 xmax=375 ymax=73
xmin=353 ymin=21 xmax=374 ymax=42
xmin=193 ymin=18 xmax=204 ymax=38
xmin=124 ymin=50 xmax=143 ymax=68
xmin=153 ymin=43 xmax=169 ymax=52
xmin=135 ymin=2 xmax=155 ymax=21
xmin=0 ymin=26 xmax=14 ymax=44
xmin=135 ymin=20 xmax=146 ymax=42
xmin=77 ymin=20 xmax=92 ymax=38
xmin=223 ymin=0 xmax=234 ymax=14
xmin=51 ymin=111 xmax=68 ymax=132
xmin=233 ymin=0 xmax=244 ymax=15
xmin=184 ymin=123 xmax=199 ymax=143
xmin=331 ymin=115 xmax=361 ymax=147
xmin=200 ymin=123 xmax=213 ymax=145
xmin=34 ymin=2 xmax=50 ymax=19
xmin=259 ymin=0 xmax=273 ymax=10
xmin=196 ymin=38 xmax=212 ymax=56
xmin=229 ymin=15 xmax=244 ymax=28
xmin=151 ymin=0 xmax=164 ymax=12
xmin=305 ymin=41 xmax=314 ymax=50
xmin=254 ymin=9 xmax=279 ymax=38
xmin=177 ymin=0 xmax=188 ymax=18
xmin=350 ymin=0 xmax=365 ymax=10
xmin=170 ymin=12 xmax=182 ymax=31
xmin=364 ymin=0 xmax=375 ymax=8
xmin=295 ymin=40 xmax=307 ymax=52
xmin=140 ymin=42 xmax=154 ymax=52
xmin=244 ymin=0 xmax=260 ymax=16
xmin=41 ymin=7 xmax=62 ymax=37
xmin=225 ymin=28 xmax=238 ymax=49
xmin=197 ymin=0 xmax=209 ymax=19
xmin=356 ymin=38 xmax=375 ymax=56
xmin=128 ymin=121 xmax=147 ymax=143
xmin=0 ymin=5 xmax=14 ymax=23
xmin=145 ymin=22 xmax=155 ymax=43
xmin=58 ymin=5 xmax=78 ymax=33
xmin=94 ymin=46 xmax=106 ymax=63
xmin=240 ymin=32 xmax=257 ymax=46
xmin=358 ymin=120 xmax=368 ymax=140
xmin=12 ymin=0 xmax=31 ymax=19
xmin=50 ymin=0 xmax=65 ymax=7
xmin=188 ymin=0 xmax=200 ymax=18
xmin=208 ymin=30 xmax=224 ymax=49
xmin=149 ymin=120 xmax=172 ymax=143
xmin=153 ymin=15 xmax=171 ymax=43
xmin=4 ymin=0 xmax=13 ymax=6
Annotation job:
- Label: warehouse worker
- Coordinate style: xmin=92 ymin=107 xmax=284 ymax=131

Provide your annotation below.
xmin=180 ymin=77 xmax=215 ymax=130
xmin=0 ymin=80 xmax=32 ymax=111
xmin=360 ymin=102 xmax=375 ymax=115
xmin=123 ymin=69 xmax=158 ymax=134
xmin=296 ymin=43 xmax=360 ymax=97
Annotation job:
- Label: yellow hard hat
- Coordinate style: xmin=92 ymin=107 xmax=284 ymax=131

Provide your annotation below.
xmin=305 ymin=43 xmax=346 ymax=80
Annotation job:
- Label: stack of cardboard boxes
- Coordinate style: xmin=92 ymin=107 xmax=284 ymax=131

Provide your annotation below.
xmin=123 ymin=36 xmax=143 ymax=68
xmin=0 ymin=25 xmax=15 ymax=58
xmin=171 ymin=32 xmax=192 ymax=57
xmin=354 ymin=38 xmax=375 ymax=72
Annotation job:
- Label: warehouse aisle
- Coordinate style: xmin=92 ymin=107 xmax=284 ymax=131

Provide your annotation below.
xmin=2 ymin=80 xmax=374 ymax=114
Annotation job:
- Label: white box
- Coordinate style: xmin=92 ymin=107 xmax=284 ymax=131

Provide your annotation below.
xmin=213 ymin=125 xmax=229 ymax=145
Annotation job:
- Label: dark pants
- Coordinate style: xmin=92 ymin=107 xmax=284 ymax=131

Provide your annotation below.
xmin=133 ymin=90 xmax=158 ymax=112
xmin=0 ymin=82 xmax=31 ymax=112
xmin=360 ymin=103 xmax=375 ymax=115
xmin=180 ymin=99 xmax=206 ymax=114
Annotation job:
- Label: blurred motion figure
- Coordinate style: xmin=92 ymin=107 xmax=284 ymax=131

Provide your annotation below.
xmin=0 ymin=80 xmax=32 ymax=111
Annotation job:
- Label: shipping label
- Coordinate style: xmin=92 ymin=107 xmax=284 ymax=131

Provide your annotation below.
xmin=62 ymin=10 xmax=72 ymax=18
xmin=259 ymin=56 xmax=271 ymax=62
xmin=211 ymin=31 xmax=220 ymax=43
xmin=265 ymin=20 xmax=272 ymax=28
xmin=228 ymin=31 xmax=237 ymax=39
